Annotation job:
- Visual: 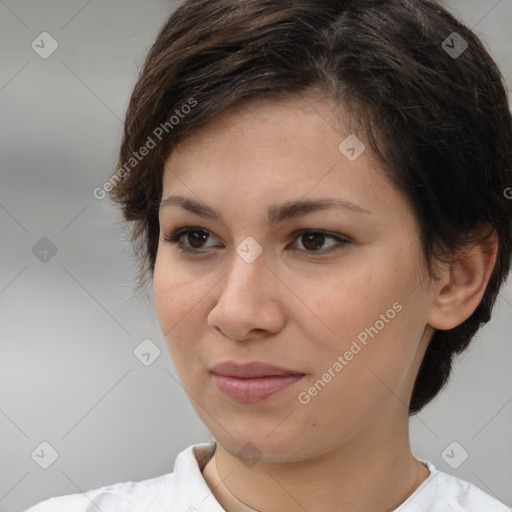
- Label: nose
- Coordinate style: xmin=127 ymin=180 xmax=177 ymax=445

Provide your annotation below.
xmin=207 ymin=249 xmax=286 ymax=342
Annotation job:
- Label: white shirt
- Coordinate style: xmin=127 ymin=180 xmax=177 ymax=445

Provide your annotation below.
xmin=24 ymin=441 xmax=511 ymax=512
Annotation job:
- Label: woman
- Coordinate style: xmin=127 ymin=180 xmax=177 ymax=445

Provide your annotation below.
xmin=26 ymin=0 xmax=512 ymax=510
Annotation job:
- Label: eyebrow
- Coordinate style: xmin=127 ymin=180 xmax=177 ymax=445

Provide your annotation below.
xmin=159 ymin=194 xmax=371 ymax=225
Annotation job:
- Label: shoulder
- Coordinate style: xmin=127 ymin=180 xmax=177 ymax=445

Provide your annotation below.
xmin=23 ymin=442 xmax=217 ymax=512
xmin=23 ymin=472 xmax=174 ymax=512
xmin=412 ymin=460 xmax=511 ymax=512
xmin=435 ymin=470 xmax=510 ymax=511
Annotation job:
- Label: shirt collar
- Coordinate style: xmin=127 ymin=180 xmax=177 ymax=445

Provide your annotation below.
xmin=171 ymin=441 xmax=226 ymax=512
xmin=201 ymin=447 xmax=260 ymax=512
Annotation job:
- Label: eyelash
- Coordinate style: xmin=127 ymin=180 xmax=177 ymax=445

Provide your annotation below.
xmin=162 ymin=227 xmax=350 ymax=256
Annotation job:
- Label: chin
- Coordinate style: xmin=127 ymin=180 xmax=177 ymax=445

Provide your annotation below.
xmin=212 ymin=426 xmax=306 ymax=464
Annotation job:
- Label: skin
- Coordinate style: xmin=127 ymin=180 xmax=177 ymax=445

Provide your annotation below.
xmin=152 ymin=91 xmax=498 ymax=512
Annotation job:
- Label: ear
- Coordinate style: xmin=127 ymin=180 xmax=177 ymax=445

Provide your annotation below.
xmin=427 ymin=226 xmax=498 ymax=331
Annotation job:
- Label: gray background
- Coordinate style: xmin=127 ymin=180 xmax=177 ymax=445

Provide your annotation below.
xmin=0 ymin=1 xmax=511 ymax=511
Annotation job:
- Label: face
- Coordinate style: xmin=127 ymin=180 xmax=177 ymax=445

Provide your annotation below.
xmin=153 ymin=92 xmax=435 ymax=463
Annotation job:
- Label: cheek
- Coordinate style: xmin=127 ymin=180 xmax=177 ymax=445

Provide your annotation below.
xmin=304 ymin=254 xmax=422 ymax=376
xmin=153 ymin=250 xmax=202 ymax=327
xmin=300 ymin=266 xmax=381 ymax=349
xmin=152 ymin=253 xmax=209 ymax=359
xmin=295 ymin=305 xmax=418 ymax=441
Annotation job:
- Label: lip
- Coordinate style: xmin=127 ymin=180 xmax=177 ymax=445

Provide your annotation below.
xmin=210 ymin=361 xmax=305 ymax=403
xmin=210 ymin=361 xmax=304 ymax=378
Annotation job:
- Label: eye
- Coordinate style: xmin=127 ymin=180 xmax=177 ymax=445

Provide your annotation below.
xmin=162 ymin=227 xmax=219 ymax=253
xmin=291 ymin=229 xmax=349 ymax=254
xmin=162 ymin=227 xmax=350 ymax=255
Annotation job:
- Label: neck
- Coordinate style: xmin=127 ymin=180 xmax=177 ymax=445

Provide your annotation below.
xmin=203 ymin=407 xmax=430 ymax=512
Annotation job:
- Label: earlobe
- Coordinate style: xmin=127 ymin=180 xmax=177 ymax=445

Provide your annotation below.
xmin=427 ymin=229 xmax=498 ymax=331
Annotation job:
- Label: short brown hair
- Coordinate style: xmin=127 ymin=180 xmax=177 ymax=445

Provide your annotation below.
xmin=109 ymin=0 xmax=512 ymax=415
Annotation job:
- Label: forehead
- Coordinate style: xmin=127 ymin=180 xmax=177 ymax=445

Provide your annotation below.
xmin=161 ymin=93 xmax=409 ymax=227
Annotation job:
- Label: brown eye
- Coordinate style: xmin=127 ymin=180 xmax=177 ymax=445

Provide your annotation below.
xmin=163 ymin=227 xmax=219 ymax=253
xmin=185 ymin=230 xmax=210 ymax=248
xmin=300 ymin=231 xmax=327 ymax=251
xmin=293 ymin=230 xmax=349 ymax=254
